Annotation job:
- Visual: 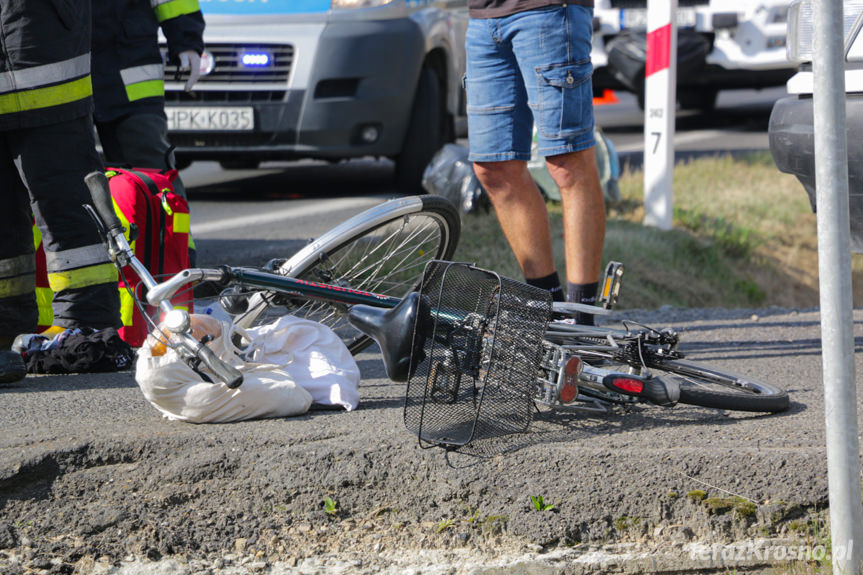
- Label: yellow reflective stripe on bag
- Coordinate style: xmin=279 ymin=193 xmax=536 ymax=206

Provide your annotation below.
xmin=109 ymin=195 xmax=137 ymax=249
xmin=35 ymin=287 xmax=54 ymax=327
xmin=173 ymin=212 xmax=190 ymax=234
xmin=152 ymin=0 xmax=200 ymax=22
xmin=119 ymin=289 xmax=136 ymax=327
xmin=32 ymin=224 xmax=42 ymax=251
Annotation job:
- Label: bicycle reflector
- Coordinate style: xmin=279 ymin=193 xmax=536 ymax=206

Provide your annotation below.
xmin=603 ymin=375 xmax=645 ymax=395
xmin=559 ymin=356 xmax=583 ymax=403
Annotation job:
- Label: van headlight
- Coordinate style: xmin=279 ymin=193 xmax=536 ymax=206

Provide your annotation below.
xmin=787 ymin=0 xmax=863 ymax=62
xmin=331 ymin=0 xmax=395 ymax=8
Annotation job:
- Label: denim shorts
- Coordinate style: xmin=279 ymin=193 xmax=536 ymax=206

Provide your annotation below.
xmin=465 ymin=5 xmax=596 ymax=162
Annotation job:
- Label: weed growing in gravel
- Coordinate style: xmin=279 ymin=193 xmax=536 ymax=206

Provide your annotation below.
xmin=530 ymin=495 xmax=556 ymax=512
xmin=702 ymin=496 xmax=757 ymax=518
xmin=688 ymin=490 xmax=707 ymax=502
xmin=323 ymin=496 xmax=338 ymax=517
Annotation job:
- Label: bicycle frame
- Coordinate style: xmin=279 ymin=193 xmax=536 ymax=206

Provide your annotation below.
xmin=151 ymin=266 xmax=404 ymax=311
xmin=87 ymin=169 xmax=785 ymax=429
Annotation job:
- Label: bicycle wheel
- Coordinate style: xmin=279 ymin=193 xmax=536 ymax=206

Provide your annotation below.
xmin=545 ymin=322 xmax=789 ymax=413
xmin=235 ymin=195 xmax=460 ymax=354
xmin=647 ymin=359 xmax=789 ymax=413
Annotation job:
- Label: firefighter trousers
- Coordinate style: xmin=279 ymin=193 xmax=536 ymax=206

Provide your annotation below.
xmin=0 ymin=115 xmax=120 ymax=337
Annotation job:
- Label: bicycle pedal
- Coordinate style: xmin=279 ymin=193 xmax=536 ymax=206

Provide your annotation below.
xmin=598 ymin=261 xmax=624 ymax=310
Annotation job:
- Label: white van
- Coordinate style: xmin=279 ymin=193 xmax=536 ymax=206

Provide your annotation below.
xmin=162 ymin=0 xmax=468 ymax=195
xmin=591 ymin=0 xmax=796 ymax=110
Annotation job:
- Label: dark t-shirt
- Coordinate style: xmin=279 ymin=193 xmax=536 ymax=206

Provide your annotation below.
xmin=468 ymin=0 xmax=593 ymax=19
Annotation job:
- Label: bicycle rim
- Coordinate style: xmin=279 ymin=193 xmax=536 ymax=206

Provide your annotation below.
xmin=650 ymin=359 xmax=790 ymax=413
xmin=238 ymin=195 xmax=460 ymax=354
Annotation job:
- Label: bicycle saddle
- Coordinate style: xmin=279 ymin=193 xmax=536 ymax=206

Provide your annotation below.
xmin=347 ymin=292 xmax=428 ymax=382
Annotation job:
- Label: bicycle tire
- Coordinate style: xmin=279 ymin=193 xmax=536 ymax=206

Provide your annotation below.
xmin=236 ymin=195 xmax=460 ymax=354
xmin=652 ymin=359 xmax=790 ymax=413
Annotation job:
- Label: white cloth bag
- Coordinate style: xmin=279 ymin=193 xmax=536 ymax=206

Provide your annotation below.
xmin=243 ymin=315 xmax=360 ymax=411
xmin=135 ymin=315 xmax=360 ymax=423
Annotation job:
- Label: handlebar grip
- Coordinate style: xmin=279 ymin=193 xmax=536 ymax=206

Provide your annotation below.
xmin=196 ymin=341 xmax=244 ymax=389
xmin=84 ymin=171 xmax=123 ymax=233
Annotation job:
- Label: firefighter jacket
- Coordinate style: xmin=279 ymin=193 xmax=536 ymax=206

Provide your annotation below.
xmin=0 ymin=0 xmax=94 ymax=131
xmin=92 ymin=0 xmax=205 ymax=123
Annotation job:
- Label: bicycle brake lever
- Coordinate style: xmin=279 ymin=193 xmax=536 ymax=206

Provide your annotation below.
xmin=83 ymin=204 xmax=131 ymax=267
xmin=83 ymin=204 xmax=108 ymax=242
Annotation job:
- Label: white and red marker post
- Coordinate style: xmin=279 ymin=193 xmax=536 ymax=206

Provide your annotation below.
xmin=642 ymin=0 xmax=678 ymax=230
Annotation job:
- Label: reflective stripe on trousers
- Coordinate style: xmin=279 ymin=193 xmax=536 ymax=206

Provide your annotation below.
xmin=44 ymin=244 xmax=118 ymax=292
xmin=0 ymin=254 xmax=36 ymax=298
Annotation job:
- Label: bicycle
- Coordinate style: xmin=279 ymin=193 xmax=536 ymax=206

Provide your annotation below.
xmin=84 ymin=171 xmax=789 ymax=449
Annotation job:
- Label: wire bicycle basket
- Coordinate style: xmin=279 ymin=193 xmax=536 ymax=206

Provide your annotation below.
xmin=404 ymin=261 xmax=552 ymax=449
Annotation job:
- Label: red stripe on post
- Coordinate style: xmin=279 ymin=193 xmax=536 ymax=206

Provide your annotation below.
xmin=646 ymin=23 xmax=672 ymax=77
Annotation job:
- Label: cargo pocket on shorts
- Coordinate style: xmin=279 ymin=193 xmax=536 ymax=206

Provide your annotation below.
xmin=535 ymin=59 xmax=593 ymax=139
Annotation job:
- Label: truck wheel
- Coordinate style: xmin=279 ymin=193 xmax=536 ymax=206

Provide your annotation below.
xmin=396 ymin=67 xmax=445 ymax=196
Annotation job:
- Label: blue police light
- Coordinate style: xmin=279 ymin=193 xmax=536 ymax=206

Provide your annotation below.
xmin=240 ymin=52 xmax=272 ymax=68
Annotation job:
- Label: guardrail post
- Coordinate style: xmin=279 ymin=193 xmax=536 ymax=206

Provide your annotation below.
xmin=812 ymin=1 xmax=863 ymax=573
xmin=642 ymin=0 xmax=677 ymax=230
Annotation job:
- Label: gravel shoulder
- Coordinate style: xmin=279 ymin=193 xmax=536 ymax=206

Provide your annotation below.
xmin=1 ymin=307 xmax=857 ymax=574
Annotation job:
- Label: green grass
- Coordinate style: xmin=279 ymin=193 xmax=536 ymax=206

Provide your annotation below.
xmin=452 ymin=152 xmax=863 ymax=309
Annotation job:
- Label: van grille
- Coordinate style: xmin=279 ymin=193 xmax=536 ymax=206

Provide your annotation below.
xmin=164 ymin=90 xmax=286 ymax=103
xmin=161 ymin=43 xmax=293 ymax=85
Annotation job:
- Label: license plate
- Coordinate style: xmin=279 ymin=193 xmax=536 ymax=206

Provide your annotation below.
xmin=166 ymin=107 xmax=254 ymax=131
xmin=620 ymin=8 xmax=697 ymax=30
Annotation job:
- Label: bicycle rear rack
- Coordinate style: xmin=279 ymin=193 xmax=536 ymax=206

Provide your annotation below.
xmin=403 ymin=261 xmax=552 ymax=449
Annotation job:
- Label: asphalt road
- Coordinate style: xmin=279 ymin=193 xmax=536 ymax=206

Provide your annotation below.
xmin=1 ymin=307 xmax=859 ymax=573
xmin=4 ymin=87 xmax=860 ymax=574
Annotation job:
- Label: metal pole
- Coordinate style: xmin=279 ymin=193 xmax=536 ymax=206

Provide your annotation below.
xmin=812 ymin=1 xmax=863 ymax=573
xmin=642 ymin=0 xmax=677 ymax=230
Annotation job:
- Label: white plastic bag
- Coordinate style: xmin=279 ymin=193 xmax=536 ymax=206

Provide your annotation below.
xmin=243 ymin=315 xmax=360 ymax=411
xmin=135 ymin=314 xmax=359 ymax=423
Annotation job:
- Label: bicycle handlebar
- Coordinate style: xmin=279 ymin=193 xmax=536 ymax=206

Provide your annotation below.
xmin=146 ymin=268 xmax=229 ymax=307
xmin=84 ymin=170 xmax=244 ymax=389
xmin=85 ymin=171 xmax=124 ymax=233
xmin=188 ymin=333 xmax=244 ymax=389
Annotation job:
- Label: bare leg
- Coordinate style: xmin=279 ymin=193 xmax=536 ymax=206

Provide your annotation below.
xmin=546 ymin=148 xmax=605 ymax=285
xmin=473 ymin=159 xmax=555 ymax=279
